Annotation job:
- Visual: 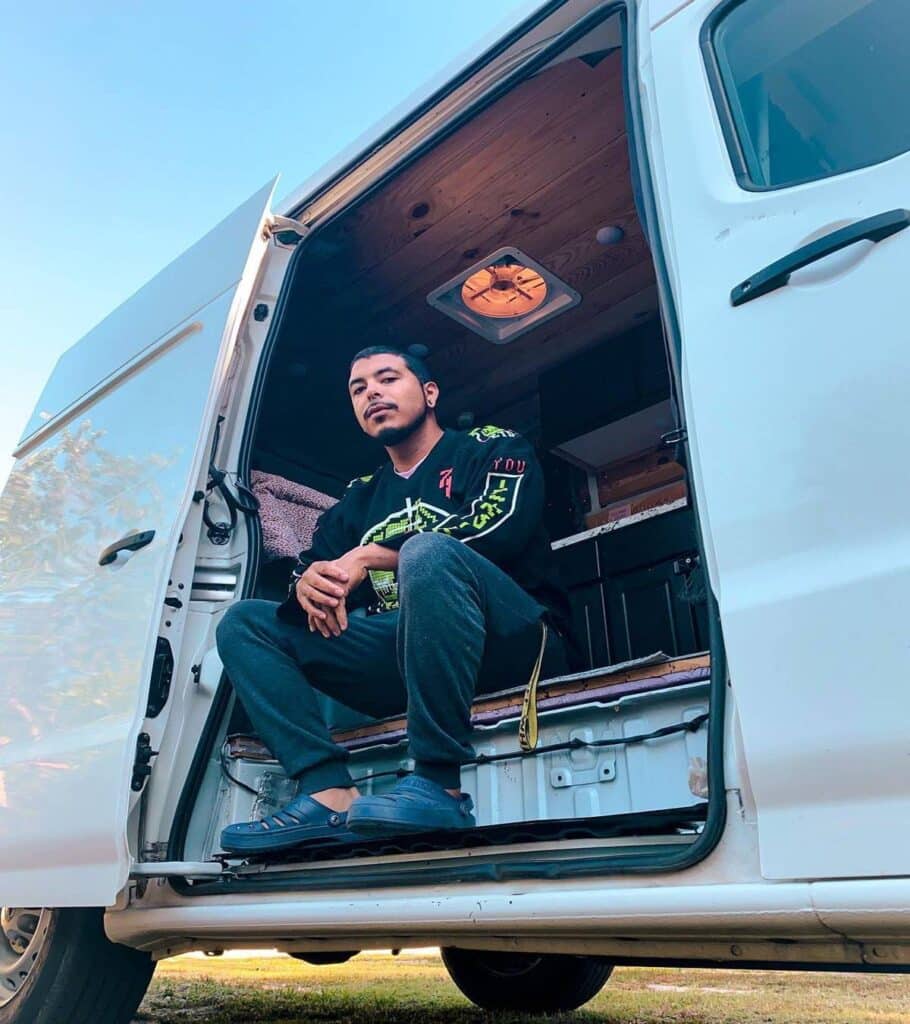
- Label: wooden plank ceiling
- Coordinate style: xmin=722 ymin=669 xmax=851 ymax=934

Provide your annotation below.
xmin=260 ymin=50 xmax=658 ymax=479
xmin=312 ymin=48 xmax=656 ymax=410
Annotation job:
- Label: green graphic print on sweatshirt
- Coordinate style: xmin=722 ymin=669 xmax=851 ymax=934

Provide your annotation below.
xmin=281 ymin=426 xmax=568 ymax=630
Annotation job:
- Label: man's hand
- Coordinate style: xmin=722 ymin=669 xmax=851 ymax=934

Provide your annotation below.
xmin=296 ymin=549 xmax=368 ymax=638
xmin=296 ymin=561 xmax=346 ymax=638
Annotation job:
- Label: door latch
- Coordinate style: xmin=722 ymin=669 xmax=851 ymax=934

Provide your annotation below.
xmin=146 ymin=638 xmax=173 ymax=718
xmin=131 ymin=733 xmax=158 ymax=792
xmin=674 ymin=553 xmax=701 ymax=575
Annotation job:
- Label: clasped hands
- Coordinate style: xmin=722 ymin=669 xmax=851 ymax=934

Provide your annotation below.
xmin=294 ymin=542 xmax=397 ymax=638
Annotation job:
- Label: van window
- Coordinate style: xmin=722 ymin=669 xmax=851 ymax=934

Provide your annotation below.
xmin=707 ymin=0 xmax=910 ymax=189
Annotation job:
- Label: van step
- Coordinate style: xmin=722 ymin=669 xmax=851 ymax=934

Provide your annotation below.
xmin=228 ymin=803 xmax=708 ymax=868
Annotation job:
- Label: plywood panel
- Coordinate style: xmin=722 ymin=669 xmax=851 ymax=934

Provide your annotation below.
xmin=316 ymin=53 xmax=624 ymax=285
xmin=363 ymin=231 xmax=629 ymax=387
xmin=416 ymin=213 xmax=652 ymax=393
xmin=369 ymin=136 xmax=635 ymax=336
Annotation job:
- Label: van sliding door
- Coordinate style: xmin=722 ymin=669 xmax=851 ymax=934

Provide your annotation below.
xmin=644 ymin=0 xmax=910 ymax=880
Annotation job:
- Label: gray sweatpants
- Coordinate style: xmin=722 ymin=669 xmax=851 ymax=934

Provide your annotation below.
xmin=216 ymin=532 xmax=566 ymax=790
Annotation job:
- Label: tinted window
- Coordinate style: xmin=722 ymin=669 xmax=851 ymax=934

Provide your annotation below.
xmin=710 ymin=0 xmax=910 ymax=189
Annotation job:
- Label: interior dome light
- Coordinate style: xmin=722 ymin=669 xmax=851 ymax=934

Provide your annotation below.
xmin=596 ymin=224 xmax=625 ymax=245
xmin=461 ymin=260 xmax=548 ymax=319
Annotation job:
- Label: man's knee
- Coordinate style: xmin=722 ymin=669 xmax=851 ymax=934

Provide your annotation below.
xmin=399 ymin=532 xmax=466 ymax=586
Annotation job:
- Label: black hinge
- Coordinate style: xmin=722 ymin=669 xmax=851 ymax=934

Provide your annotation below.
xmin=146 ymin=637 xmax=174 ymax=718
xmin=131 ymin=733 xmax=158 ymax=792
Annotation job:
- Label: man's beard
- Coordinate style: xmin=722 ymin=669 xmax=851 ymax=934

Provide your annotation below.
xmin=375 ymin=403 xmax=428 ymax=447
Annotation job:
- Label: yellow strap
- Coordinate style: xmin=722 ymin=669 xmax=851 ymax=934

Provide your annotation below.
xmin=518 ymin=622 xmax=548 ymax=752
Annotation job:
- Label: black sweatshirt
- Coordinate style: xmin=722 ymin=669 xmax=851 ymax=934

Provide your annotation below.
xmin=278 ymin=426 xmax=569 ymax=633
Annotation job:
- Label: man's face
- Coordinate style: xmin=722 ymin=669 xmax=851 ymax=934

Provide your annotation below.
xmin=348 ymin=353 xmax=438 ymax=444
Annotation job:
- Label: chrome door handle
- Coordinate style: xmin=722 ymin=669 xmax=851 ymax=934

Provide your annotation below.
xmin=98 ymin=530 xmax=156 ymax=566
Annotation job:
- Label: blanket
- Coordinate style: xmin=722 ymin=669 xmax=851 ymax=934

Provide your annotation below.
xmin=250 ymin=470 xmax=338 ymax=562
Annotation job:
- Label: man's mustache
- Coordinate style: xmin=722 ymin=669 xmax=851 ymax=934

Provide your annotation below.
xmin=365 ymin=402 xmax=397 ymax=419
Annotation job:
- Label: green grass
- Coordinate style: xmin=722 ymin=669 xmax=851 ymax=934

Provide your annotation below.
xmin=133 ymin=950 xmax=910 ymax=1024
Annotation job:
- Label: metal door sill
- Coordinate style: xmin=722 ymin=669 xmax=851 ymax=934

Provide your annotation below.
xmin=178 ymin=804 xmax=706 ymax=895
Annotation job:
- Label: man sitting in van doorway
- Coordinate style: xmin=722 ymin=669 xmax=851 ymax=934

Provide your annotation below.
xmin=217 ymin=345 xmax=569 ymax=853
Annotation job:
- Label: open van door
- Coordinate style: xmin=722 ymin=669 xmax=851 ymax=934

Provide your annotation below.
xmin=0 ymin=178 xmax=278 ymax=906
xmin=645 ymin=0 xmax=910 ymax=879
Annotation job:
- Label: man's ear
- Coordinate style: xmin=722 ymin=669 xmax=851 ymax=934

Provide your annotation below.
xmin=424 ymin=381 xmax=440 ymax=409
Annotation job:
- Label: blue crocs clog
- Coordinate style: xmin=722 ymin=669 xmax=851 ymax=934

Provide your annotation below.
xmin=220 ymin=792 xmax=351 ymax=854
xmin=346 ymin=775 xmax=476 ymax=837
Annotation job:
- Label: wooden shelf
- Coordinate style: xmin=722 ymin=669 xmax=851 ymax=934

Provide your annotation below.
xmin=552 ymin=496 xmax=688 ymax=550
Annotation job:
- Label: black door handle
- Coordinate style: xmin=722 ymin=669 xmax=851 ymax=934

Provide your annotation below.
xmin=731 ymin=208 xmax=910 ymax=307
xmin=99 ymin=530 xmax=156 ymax=566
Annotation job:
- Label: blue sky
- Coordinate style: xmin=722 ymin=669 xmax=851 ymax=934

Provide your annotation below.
xmin=0 ymin=0 xmax=530 ymax=488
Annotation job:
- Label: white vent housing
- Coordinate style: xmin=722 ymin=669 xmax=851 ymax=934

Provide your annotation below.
xmin=427 ymin=247 xmax=580 ymax=344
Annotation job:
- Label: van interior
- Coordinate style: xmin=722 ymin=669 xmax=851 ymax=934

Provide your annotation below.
xmin=180 ymin=13 xmax=714 ymax=874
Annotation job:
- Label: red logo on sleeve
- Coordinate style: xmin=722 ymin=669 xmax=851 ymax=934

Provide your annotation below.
xmin=438 ymin=467 xmax=453 ymax=499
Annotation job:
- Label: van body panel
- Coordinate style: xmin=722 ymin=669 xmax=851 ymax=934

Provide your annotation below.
xmin=648 ymin=0 xmax=910 ymax=879
xmin=0 ymin=182 xmax=276 ymax=907
xmin=649 ymin=0 xmax=697 ymax=29
xmin=106 ymin=872 xmax=910 ymax=955
xmin=18 ymin=179 xmax=277 ymax=450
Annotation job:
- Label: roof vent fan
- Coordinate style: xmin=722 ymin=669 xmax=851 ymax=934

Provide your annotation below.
xmin=427 ymin=246 xmax=580 ymax=344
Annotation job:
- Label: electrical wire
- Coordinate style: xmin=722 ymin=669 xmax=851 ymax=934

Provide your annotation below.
xmin=200 ymin=416 xmax=260 ymax=545
xmin=220 ymin=742 xmax=259 ymax=797
xmin=224 ymin=714 xmax=710 ymax=793
xmin=473 ymin=711 xmax=708 ymax=766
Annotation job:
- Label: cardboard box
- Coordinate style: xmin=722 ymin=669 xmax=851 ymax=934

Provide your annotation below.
xmin=596 ymin=449 xmax=686 ymax=507
xmin=585 ymin=480 xmax=688 ymax=530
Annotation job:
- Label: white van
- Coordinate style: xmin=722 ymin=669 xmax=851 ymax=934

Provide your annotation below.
xmin=2 ymin=0 xmax=909 ymax=1020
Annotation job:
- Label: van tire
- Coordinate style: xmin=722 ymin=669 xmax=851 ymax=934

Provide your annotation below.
xmin=440 ymin=947 xmax=613 ymax=1012
xmin=0 ymin=908 xmax=154 ymax=1024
